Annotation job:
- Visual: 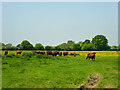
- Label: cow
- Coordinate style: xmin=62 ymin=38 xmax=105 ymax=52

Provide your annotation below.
xmin=39 ymin=51 xmax=45 ymax=55
xmin=59 ymin=51 xmax=62 ymax=56
xmin=52 ymin=51 xmax=57 ymax=57
xmin=47 ymin=51 xmax=52 ymax=55
xmin=32 ymin=51 xmax=36 ymax=53
xmin=35 ymin=51 xmax=40 ymax=54
xmin=86 ymin=52 xmax=96 ymax=60
xmin=16 ymin=50 xmax=22 ymax=54
xmin=63 ymin=52 xmax=68 ymax=56
xmin=4 ymin=50 xmax=8 ymax=55
xmin=70 ymin=52 xmax=76 ymax=57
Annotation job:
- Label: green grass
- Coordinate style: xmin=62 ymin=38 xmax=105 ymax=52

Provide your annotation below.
xmin=2 ymin=54 xmax=118 ymax=88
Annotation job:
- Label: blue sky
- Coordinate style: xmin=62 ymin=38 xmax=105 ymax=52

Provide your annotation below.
xmin=2 ymin=2 xmax=118 ymax=46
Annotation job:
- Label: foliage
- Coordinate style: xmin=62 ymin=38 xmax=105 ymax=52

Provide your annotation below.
xmin=92 ymin=35 xmax=109 ymax=50
xmin=60 ymin=43 xmax=69 ymax=51
xmin=21 ymin=52 xmax=33 ymax=60
xmin=6 ymin=54 xmax=15 ymax=58
xmin=81 ymin=43 xmax=95 ymax=51
xmin=55 ymin=45 xmax=61 ymax=50
xmin=35 ymin=43 xmax=44 ymax=50
xmin=20 ymin=40 xmax=33 ymax=50
xmin=82 ymin=39 xmax=90 ymax=45
xmin=45 ymin=46 xmax=54 ymax=50
xmin=71 ymin=43 xmax=81 ymax=51
xmin=0 ymin=35 xmax=118 ymax=51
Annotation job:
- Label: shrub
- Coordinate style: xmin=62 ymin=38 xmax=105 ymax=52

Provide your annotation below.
xmin=36 ymin=54 xmax=52 ymax=59
xmin=22 ymin=52 xmax=33 ymax=58
xmin=16 ymin=55 xmax=20 ymax=58
xmin=6 ymin=54 xmax=15 ymax=58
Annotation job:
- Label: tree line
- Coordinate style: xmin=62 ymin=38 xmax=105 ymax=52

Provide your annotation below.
xmin=0 ymin=35 xmax=119 ymax=51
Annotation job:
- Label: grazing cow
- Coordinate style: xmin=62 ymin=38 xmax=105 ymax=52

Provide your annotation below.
xmin=70 ymin=52 xmax=76 ymax=57
xmin=35 ymin=51 xmax=40 ymax=54
xmin=52 ymin=51 xmax=57 ymax=57
xmin=47 ymin=51 xmax=52 ymax=55
xmin=86 ymin=52 xmax=96 ymax=60
xmin=4 ymin=50 xmax=8 ymax=55
xmin=32 ymin=51 xmax=36 ymax=53
xmin=39 ymin=51 xmax=45 ymax=55
xmin=16 ymin=50 xmax=22 ymax=54
xmin=59 ymin=51 xmax=62 ymax=56
xmin=63 ymin=52 xmax=68 ymax=56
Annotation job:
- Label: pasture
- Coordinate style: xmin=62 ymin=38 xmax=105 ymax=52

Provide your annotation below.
xmin=2 ymin=51 xmax=119 ymax=88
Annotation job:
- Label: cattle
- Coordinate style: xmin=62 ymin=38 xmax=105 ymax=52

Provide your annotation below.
xmin=86 ymin=52 xmax=96 ymax=60
xmin=16 ymin=50 xmax=22 ymax=54
xmin=47 ymin=51 xmax=52 ymax=55
xmin=39 ymin=51 xmax=45 ymax=55
xmin=70 ymin=52 xmax=76 ymax=57
xmin=52 ymin=51 xmax=57 ymax=57
xmin=32 ymin=51 xmax=36 ymax=53
xmin=59 ymin=51 xmax=62 ymax=56
xmin=4 ymin=50 xmax=8 ymax=55
xmin=63 ymin=52 xmax=68 ymax=56
xmin=35 ymin=51 xmax=40 ymax=54
xmin=35 ymin=51 xmax=45 ymax=55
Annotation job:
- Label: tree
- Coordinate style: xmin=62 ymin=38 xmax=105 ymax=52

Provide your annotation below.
xmin=45 ymin=46 xmax=53 ymax=50
xmin=118 ymin=45 xmax=120 ymax=50
xmin=20 ymin=40 xmax=33 ymax=50
xmin=81 ymin=43 xmax=95 ymax=51
xmin=55 ymin=45 xmax=61 ymax=50
xmin=92 ymin=35 xmax=108 ymax=50
xmin=71 ymin=43 xmax=81 ymax=51
xmin=111 ymin=46 xmax=118 ymax=50
xmin=35 ymin=43 xmax=44 ymax=50
xmin=82 ymin=39 xmax=90 ymax=45
xmin=67 ymin=40 xmax=75 ymax=50
xmin=60 ymin=43 xmax=69 ymax=51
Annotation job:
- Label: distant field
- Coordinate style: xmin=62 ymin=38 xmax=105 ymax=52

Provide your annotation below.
xmin=2 ymin=51 xmax=119 ymax=88
xmin=1 ymin=50 xmax=119 ymax=56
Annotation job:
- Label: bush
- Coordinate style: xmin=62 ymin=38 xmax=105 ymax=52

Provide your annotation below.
xmin=6 ymin=54 xmax=15 ymax=58
xmin=36 ymin=54 xmax=52 ymax=59
xmin=16 ymin=55 xmax=20 ymax=58
xmin=21 ymin=52 xmax=33 ymax=60
xmin=22 ymin=52 xmax=33 ymax=58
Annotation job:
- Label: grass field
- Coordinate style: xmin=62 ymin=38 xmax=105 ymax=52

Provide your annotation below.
xmin=2 ymin=51 xmax=119 ymax=88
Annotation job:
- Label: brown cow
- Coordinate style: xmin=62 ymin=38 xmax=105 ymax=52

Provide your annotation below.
xmin=4 ymin=50 xmax=8 ymax=55
xmin=47 ymin=51 xmax=52 ymax=55
xmin=16 ymin=50 xmax=22 ymax=54
xmin=59 ymin=51 xmax=62 ymax=56
xmin=70 ymin=52 xmax=76 ymax=57
xmin=35 ymin=51 xmax=40 ymax=54
xmin=63 ymin=52 xmax=68 ymax=56
xmin=32 ymin=51 xmax=36 ymax=53
xmin=86 ymin=52 xmax=96 ymax=60
xmin=39 ymin=51 xmax=45 ymax=55
xmin=52 ymin=51 xmax=57 ymax=56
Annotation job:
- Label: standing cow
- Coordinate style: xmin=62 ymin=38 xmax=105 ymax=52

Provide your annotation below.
xmin=47 ymin=51 xmax=52 ymax=55
xmin=4 ymin=50 xmax=8 ymax=55
xmin=86 ymin=52 xmax=96 ymax=60
xmin=59 ymin=51 xmax=62 ymax=56
xmin=32 ymin=51 xmax=36 ymax=53
xmin=16 ymin=50 xmax=22 ymax=54
xmin=63 ymin=52 xmax=68 ymax=56
xmin=70 ymin=52 xmax=76 ymax=57
xmin=39 ymin=51 xmax=45 ymax=55
xmin=52 ymin=51 xmax=57 ymax=57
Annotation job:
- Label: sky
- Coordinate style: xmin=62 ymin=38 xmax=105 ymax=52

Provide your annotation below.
xmin=2 ymin=2 xmax=118 ymax=46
